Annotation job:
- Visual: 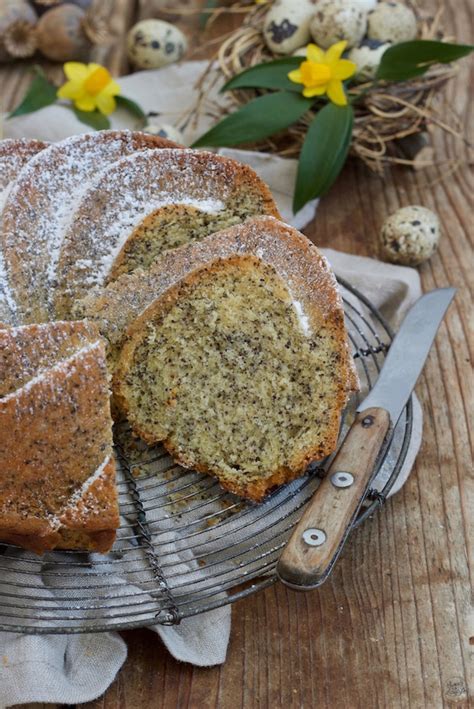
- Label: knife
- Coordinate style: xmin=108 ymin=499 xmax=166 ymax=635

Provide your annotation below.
xmin=277 ymin=287 xmax=456 ymax=590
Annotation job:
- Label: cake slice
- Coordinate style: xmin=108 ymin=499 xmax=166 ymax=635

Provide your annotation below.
xmin=1 ymin=130 xmax=180 ymax=324
xmin=53 ymin=149 xmax=280 ymax=319
xmin=109 ymin=217 xmax=358 ymax=501
xmin=0 ymin=321 xmax=119 ymax=554
xmin=0 ymin=139 xmax=48 ymax=326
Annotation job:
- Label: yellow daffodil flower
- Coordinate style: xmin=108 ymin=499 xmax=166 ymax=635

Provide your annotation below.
xmin=57 ymin=62 xmax=121 ymax=115
xmin=288 ymin=41 xmax=356 ymax=106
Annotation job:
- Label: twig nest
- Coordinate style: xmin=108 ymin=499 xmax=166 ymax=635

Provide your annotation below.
xmin=310 ymin=0 xmax=367 ymax=50
xmin=380 ymin=206 xmax=440 ymax=266
xmin=36 ymin=3 xmax=91 ymax=61
xmin=263 ymin=0 xmax=315 ymax=55
xmin=127 ymin=19 xmax=187 ymax=70
xmin=143 ymin=122 xmax=185 ymax=144
xmin=348 ymin=38 xmax=390 ymax=82
xmin=367 ymin=1 xmax=417 ymax=44
xmin=0 ymin=0 xmax=37 ymax=61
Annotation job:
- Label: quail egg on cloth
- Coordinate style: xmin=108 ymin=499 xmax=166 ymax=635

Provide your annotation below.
xmin=263 ymin=0 xmax=316 ymax=55
xmin=143 ymin=122 xmax=185 ymax=144
xmin=380 ymin=206 xmax=440 ymax=266
xmin=367 ymin=1 xmax=417 ymax=43
xmin=348 ymin=38 xmax=390 ymax=81
xmin=127 ymin=19 xmax=188 ymax=70
xmin=309 ymin=0 xmax=367 ymax=50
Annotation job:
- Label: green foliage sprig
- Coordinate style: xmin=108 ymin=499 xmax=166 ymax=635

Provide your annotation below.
xmin=193 ymin=40 xmax=472 ymax=213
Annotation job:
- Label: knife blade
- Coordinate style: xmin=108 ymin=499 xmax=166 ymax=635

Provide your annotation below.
xmin=277 ymin=287 xmax=456 ymax=590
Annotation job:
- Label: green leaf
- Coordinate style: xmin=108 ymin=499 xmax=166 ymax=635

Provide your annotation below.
xmin=293 ymin=103 xmax=353 ymax=212
xmin=72 ymin=107 xmax=110 ymax=130
xmin=200 ymin=0 xmax=218 ymax=29
xmin=222 ymin=57 xmax=304 ymax=92
xmin=376 ymin=40 xmax=474 ymax=81
xmin=8 ymin=67 xmax=57 ymax=118
xmin=116 ymin=94 xmax=146 ymax=120
xmin=192 ymin=91 xmax=313 ymax=148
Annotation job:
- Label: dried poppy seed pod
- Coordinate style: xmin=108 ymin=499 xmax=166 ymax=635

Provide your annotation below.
xmin=3 ymin=18 xmax=37 ymax=57
xmin=36 ymin=2 xmax=91 ymax=62
xmin=0 ymin=0 xmax=37 ymax=62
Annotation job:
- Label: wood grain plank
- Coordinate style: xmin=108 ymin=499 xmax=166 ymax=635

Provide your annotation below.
xmin=2 ymin=0 xmax=470 ymax=707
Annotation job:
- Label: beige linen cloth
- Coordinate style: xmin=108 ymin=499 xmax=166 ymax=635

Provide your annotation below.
xmin=0 ymin=62 xmax=422 ymax=707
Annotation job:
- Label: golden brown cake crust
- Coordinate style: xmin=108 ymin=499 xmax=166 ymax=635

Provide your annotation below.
xmin=53 ymin=149 xmax=280 ymax=319
xmin=0 ymin=138 xmax=48 ymax=191
xmin=1 ymin=130 xmax=181 ymax=324
xmin=0 ymin=321 xmax=119 ymax=554
xmin=112 ymin=219 xmax=359 ymax=501
xmin=77 ymin=216 xmax=357 ymax=391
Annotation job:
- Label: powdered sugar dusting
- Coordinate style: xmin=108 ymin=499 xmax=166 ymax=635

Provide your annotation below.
xmin=58 ymin=455 xmax=111 ymax=522
xmin=54 ymin=148 xmax=271 ymax=311
xmin=77 ymin=216 xmax=347 ymax=367
xmin=1 ymin=131 xmax=173 ymax=322
xmin=1 ymin=339 xmax=101 ymax=403
xmin=291 ymin=299 xmax=311 ymax=336
xmin=0 ymin=249 xmax=17 ymax=323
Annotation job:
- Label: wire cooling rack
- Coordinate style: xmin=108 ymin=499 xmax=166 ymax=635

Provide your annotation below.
xmin=0 ymin=278 xmax=413 ymax=634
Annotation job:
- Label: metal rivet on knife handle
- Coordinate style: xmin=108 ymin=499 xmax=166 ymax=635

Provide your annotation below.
xmin=330 ymin=472 xmax=354 ymax=488
xmin=302 ymin=528 xmax=327 ymax=547
xmin=277 ymin=407 xmax=391 ymax=589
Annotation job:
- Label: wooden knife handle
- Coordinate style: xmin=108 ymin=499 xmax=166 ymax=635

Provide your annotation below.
xmin=277 ymin=407 xmax=391 ymax=589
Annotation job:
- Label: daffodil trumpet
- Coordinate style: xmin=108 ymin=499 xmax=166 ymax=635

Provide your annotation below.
xmin=288 ymin=41 xmax=356 ymax=107
xmin=57 ymin=62 xmax=121 ymax=115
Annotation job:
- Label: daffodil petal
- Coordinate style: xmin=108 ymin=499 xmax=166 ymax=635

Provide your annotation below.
xmin=63 ymin=62 xmax=89 ymax=82
xmin=96 ymin=93 xmax=116 ymax=115
xmin=324 ymin=41 xmax=348 ymax=66
xmin=86 ymin=63 xmax=105 ymax=74
xmin=306 ymin=43 xmax=325 ymax=63
xmin=288 ymin=69 xmax=303 ymax=84
xmin=332 ymin=59 xmax=357 ymax=80
xmin=101 ymin=79 xmax=121 ymax=97
xmin=326 ymin=79 xmax=347 ymax=106
xmin=302 ymin=85 xmax=327 ymax=98
xmin=57 ymin=80 xmax=84 ymax=100
xmin=74 ymin=95 xmax=97 ymax=112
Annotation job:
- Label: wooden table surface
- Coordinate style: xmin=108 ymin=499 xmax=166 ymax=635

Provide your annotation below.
xmin=2 ymin=1 xmax=472 ymax=707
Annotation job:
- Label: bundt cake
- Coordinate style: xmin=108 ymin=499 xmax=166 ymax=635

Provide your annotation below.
xmin=109 ymin=217 xmax=357 ymax=501
xmin=1 ymin=130 xmax=180 ymax=325
xmin=53 ymin=149 xmax=280 ymax=319
xmin=0 ymin=139 xmax=48 ymax=326
xmin=0 ymin=320 xmax=119 ymax=554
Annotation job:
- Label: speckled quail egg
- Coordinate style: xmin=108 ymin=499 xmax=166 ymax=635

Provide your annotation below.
xmin=380 ymin=206 xmax=440 ymax=266
xmin=292 ymin=45 xmax=308 ymax=57
xmin=263 ymin=0 xmax=316 ymax=55
xmin=351 ymin=0 xmax=378 ymax=11
xmin=310 ymin=0 xmax=367 ymax=50
xmin=143 ymin=122 xmax=185 ymax=144
xmin=127 ymin=19 xmax=188 ymax=70
xmin=367 ymin=1 xmax=417 ymax=43
xmin=348 ymin=38 xmax=390 ymax=81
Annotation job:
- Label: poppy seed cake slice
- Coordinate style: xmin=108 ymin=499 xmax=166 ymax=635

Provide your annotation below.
xmin=53 ymin=149 xmax=279 ymax=319
xmin=0 ymin=321 xmax=119 ymax=554
xmin=1 ymin=130 xmax=179 ymax=324
xmin=112 ymin=217 xmax=358 ymax=501
xmin=0 ymin=139 xmax=48 ymax=325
